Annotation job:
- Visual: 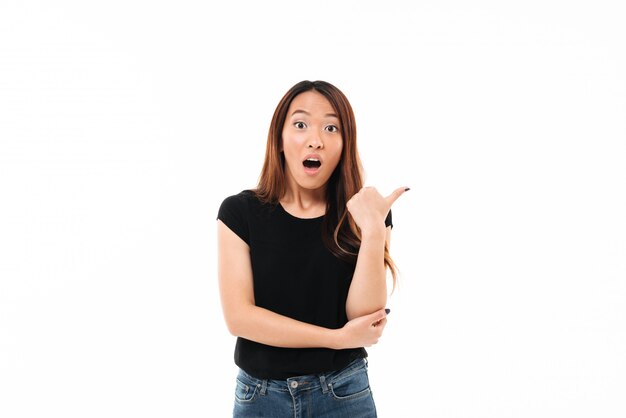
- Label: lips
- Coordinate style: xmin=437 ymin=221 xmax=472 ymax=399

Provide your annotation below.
xmin=303 ymin=158 xmax=321 ymax=169
xmin=302 ymin=154 xmax=323 ymax=171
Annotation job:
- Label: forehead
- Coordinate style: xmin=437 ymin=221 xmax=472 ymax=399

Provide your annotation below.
xmin=287 ymin=90 xmax=336 ymax=116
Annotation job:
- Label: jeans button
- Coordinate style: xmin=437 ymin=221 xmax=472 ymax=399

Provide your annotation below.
xmin=290 ymin=381 xmax=298 ymax=389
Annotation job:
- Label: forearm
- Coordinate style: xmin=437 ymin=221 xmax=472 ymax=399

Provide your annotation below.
xmin=345 ymin=227 xmax=388 ymax=320
xmin=226 ymin=305 xmax=343 ymax=349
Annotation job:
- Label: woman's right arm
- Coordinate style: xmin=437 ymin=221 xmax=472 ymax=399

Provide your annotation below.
xmin=217 ymin=220 xmax=386 ymax=349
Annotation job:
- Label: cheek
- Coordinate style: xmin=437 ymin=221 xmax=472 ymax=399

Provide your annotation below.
xmin=332 ymin=141 xmax=344 ymax=162
xmin=281 ymin=135 xmax=303 ymax=164
xmin=282 ymin=130 xmax=305 ymax=151
xmin=326 ymin=143 xmax=343 ymax=171
xmin=280 ymin=132 xmax=293 ymax=154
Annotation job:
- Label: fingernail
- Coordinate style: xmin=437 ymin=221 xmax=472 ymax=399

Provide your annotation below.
xmin=404 ymin=187 xmax=410 ymax=192
xmin=385 ymin=308 xmax=391 ymax=314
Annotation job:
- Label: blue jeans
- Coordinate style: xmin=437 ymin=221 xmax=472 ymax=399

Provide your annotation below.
xmin=232 ymin=358 xmax=377 ymax=418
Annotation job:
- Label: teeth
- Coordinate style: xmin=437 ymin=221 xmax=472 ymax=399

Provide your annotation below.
xmin=303 ymin=158 xmax=322 ymax=169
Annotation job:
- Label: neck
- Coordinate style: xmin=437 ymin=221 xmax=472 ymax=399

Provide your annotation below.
xmin=280 ymin=185 xmax=327 ymax=218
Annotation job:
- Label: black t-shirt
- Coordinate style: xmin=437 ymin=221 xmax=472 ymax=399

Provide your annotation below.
xmin=217 ymin=190 xmax=392 ymax=379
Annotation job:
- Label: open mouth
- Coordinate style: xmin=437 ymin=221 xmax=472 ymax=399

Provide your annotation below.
xmin=303 ymin=158 xmax=322 ymax=169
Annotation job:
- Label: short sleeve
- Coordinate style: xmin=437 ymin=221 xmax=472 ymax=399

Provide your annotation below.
xmin=217 ymin=192 xmax=250 ymax=245
xmin=385 ymin=209 xmax=393 ymax=229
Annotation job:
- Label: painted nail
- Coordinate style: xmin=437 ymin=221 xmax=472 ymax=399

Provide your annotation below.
xmin=385 ymin=308 xmax=391 ymax=314
xmin=404 ymin=187 xmax=411 ymax=192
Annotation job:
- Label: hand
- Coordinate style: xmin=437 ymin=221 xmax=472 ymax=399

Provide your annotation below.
xmin=335 ymin=309 xmax=388 ymax=349
xmin=346 ymin=186 xmax=408 ymax=236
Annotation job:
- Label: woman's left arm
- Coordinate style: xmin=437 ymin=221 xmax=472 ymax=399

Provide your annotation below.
xmin=345 ymin=187 xmax=406 ymax=320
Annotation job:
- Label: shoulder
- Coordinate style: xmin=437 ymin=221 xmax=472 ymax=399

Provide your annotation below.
xmin=217 ymin=190 xmax=260 ymax=245
xmin=219 ymin=189 xmax=256 ymax=210
xmin=218 ymin=189 xmax=264 ymax=219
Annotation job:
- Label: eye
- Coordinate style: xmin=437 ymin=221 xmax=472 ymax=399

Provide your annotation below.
xmin=294 ymin=121 xmax=307 ymax=129
xmin=325 ymin=125 xmax=339 ymax=133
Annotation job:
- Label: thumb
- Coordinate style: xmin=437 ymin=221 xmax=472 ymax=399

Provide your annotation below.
xmin=385 ymin=187 xmax=410 ymax=206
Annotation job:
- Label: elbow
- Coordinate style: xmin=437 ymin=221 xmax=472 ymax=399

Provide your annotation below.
xmin=225 ymin=319 xmax=240 ymax=337
xmin=346 ymin=294 xmax=387 ymax=320
xmin=222 ymin=310 xmax=244 ymax=337
xmin=222 ymin=305 xmax=254 ymax=337
xmin=222 ymin=308 xmax=241 ymax=337
xmin=346 ymin=302 xmax=387 ymax=321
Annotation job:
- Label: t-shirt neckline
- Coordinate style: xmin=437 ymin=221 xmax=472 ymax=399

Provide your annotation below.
xmin=277 ymin=202 xmax=325 ymax=221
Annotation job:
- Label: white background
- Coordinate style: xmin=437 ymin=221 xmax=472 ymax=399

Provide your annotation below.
xmin=1 ymin=1 xmax=625 ymax=417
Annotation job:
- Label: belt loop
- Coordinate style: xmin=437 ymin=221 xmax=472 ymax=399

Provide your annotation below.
xmin=259 ymin=379 xmax=268 ymax=396
xmin=319 ymin=374 xmax=329 ymax=394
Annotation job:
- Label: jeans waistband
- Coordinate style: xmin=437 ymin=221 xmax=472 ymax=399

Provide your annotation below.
xmin=237 ymin=358 xmax=368 ymax=395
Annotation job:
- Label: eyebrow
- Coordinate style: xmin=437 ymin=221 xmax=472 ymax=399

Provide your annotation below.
xmin=291 ymin=109 xmax=339 ymax=119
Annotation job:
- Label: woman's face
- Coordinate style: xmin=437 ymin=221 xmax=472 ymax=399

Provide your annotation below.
xmin=281 ymin=90 xmax=343 ymax=194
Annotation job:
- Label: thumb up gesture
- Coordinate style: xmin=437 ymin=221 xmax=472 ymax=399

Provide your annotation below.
xmin=346 ymin=186 xmax=409 ymax=236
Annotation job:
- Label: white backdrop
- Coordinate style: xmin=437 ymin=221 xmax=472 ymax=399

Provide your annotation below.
xmin=1 ymin=1 xmax=625 ymax=417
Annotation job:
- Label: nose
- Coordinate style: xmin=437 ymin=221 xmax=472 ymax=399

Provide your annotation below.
xmin=307 ymin=133 xmax=324 ymax=149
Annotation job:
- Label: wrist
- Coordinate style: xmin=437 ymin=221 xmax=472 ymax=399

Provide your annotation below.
xmin=360 ymin=225 xmax=386 ymax=241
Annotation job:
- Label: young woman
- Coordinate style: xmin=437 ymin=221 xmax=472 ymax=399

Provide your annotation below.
xmin=217 ymin=80 xmax=407 ymax=417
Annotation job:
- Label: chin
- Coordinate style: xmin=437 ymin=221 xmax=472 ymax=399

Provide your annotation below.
xmin=296 ymin=178 xmax=327 ymax=191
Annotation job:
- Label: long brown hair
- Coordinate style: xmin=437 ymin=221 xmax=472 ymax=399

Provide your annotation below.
xmin=255 ymin=80 xmax=397 ymax=288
